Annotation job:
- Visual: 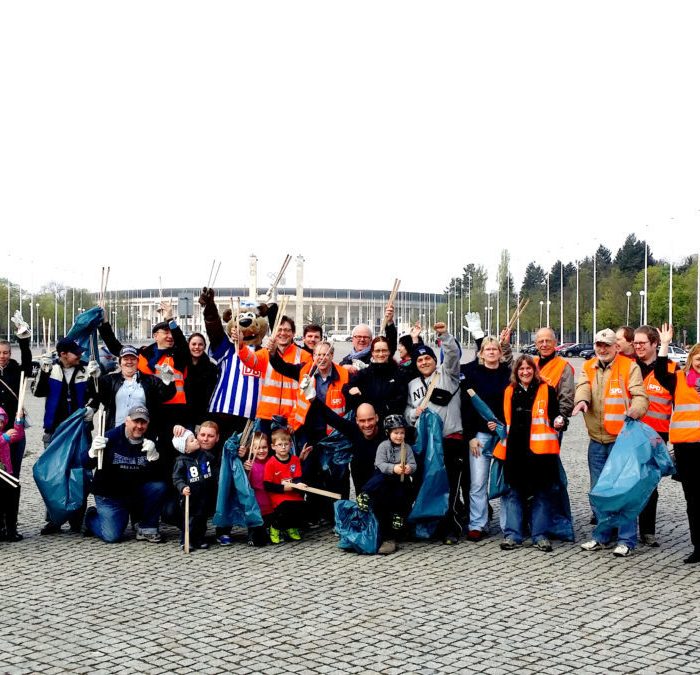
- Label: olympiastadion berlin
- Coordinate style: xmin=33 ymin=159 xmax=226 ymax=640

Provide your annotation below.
xmin=104 ymin=256 xmax=446 ymax=341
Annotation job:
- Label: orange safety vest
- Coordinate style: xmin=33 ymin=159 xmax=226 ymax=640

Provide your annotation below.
xmin=641 ymin=361 xmax=675 ymax=434
xmin=669 ymin=371 xmax=700 ymax=444
xmin=137 ymin=353 xmax=186 ymax=405
xmin=290 ymin=362 xmax=349 ymax=432
xmin=534 ymin=355 xmax=573 ymax=388
xmin=494 ymin=383 xmax=560 ymax=459
xmin=581 ymin=356 xmax=633 ymax=436
xmin=237 ymin=343 xmax=311 ymax=421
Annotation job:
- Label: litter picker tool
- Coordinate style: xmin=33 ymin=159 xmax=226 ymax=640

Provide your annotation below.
xmin=265 ymin=255 xmax=292 ymax=299
xmin=94 ymin=407 xmax=106 ymax=470
xmin=206 ymin=260 xmax=216 ymax=288
xmin=184 ymin=493 xmax=190 ymax=554
xmin=420 ymin=374 xmax=441 ymax=409
xmin=380 ymin=278 xmax=401 ymax=335
xmin=286 ymin=483 xmax=341 ymax=500
xmin=270 ymin=296 xmax=289 ymax=338
xmin=0 ymin=468 xmax=19 ymax=488
xmin=211 ymin=261 xmax=221 ymax=288
xmin=505 ymin=297 xmax=529 ymax=334
xmin=400 ymin=441 xmax=407 ymax=482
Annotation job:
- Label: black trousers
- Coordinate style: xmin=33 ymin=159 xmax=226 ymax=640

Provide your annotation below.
xmin=675 ymin=442 xmax=700 ymax=550
xmin=437 ymin=436 xmax=469 ymax=538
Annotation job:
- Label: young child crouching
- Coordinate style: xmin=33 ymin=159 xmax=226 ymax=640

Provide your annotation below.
xmin=172 ymin=422 xmax=219 ymax=550
xmin=263 ymin=428 xmax=308 ymax=543
xmin=243 ymin=431 xmax=273 ymax=546
xmin=357 ymin=414 xmax=417 ymax=555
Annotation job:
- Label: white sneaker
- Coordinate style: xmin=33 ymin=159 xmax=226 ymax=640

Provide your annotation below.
xmin=613 ymin=544 xmax=631 ymax=557
xmin=580 ymin=539 xmax=604 ymax=551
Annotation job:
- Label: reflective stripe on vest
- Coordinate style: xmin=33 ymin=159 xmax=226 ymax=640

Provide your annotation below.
xmin=494 ymin=383 xmax=560 ymax=459
xmin=669 ymin=371 xmax=700 ymax=444
xmin=582 ymin=356 xmax=632 ymax=436
xmin=255 ymin=345 xmax=310 ymax=420
xmin=289 ymin=363 xmax=349 ymax=432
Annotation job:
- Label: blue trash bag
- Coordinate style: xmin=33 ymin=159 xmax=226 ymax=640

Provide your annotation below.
xmin=541 ymin=457 xmax=575 ymax=541
xmin=590 ymin=418 xmax=675 ymax=533
xmin=334 ymin=499 xmax=379 ymax=554
xmin=213 ymin=432 xmax=264 ymax=529
xmin=488 ymin=459 xmax=507 ymax=499
xmin=407 ymin=409 xmax=449 ymax=539
xmin=66 ymin=306 xmax=104 ymax=364
xmin=316 ymin=413 xmax=354 ymax=479
xmin=466 ymin=390 xmax=507 ymax=441
xmin=33 ymin=407 xmax=91 ymax=524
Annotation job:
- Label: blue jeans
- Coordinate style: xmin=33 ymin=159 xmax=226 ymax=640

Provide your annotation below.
xmin=588 ymin=440 xmax=637 ymax=548
xmin=501 ymin=486 xmax=551 ymax=543
xmin=468 ymin=432 xmax=497 ymax=531
xmin=86 ymin=481 xmax=167 ymax=543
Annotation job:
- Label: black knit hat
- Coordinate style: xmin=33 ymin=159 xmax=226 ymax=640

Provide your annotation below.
xmin=413 ymin=344 xmax=437 ymax=362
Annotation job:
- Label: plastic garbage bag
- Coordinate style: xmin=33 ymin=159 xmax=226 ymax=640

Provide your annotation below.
xmin=213 ymin=432 xmax=264 ymax=529
xmin=334 ymin=499 xmax=379 ymax=554
xmin=33 ymin=408 xmax=91 ymax=524
xmin=407 ymin=409 xmax=449 ymax=539
xmin=66 ymin=307 xmax=104 ymax=365
xmin=465 ymin=389 xmax=507 ymax=441
xmin=590 ymin=418 xmax=675 ymax=532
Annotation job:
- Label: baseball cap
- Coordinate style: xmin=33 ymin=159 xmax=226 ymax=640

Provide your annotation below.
xmin=127 ymin=405 xmax=150 ymax=422
xmin=119 ymin=345 xmax=138 ymax=358
xmin=594 ymin=328 xmax=616 ymax=345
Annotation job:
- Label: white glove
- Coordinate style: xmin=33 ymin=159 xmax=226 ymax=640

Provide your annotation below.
xmin=84 ymin=407 xmax=96 ymax=422
xmin=465 ymin=312 xmax=484 ymax=340
xmin=155 ymin=362 xmax=175 ymax=385
xmin=88 ymin=435 xmax=107 ymax=459
xmin=142 ymin=438 xmax=159 ymax=462
xmin=11 ymin=311 xmax=30 ymax=338
xmin=40 ymin=353 xmax=54 ymax=372
xmin=300 ymin=375 xmax=316 ymax=400
xmin=86 ymin=360 xmax=101 ymax=378
xmin=352 ymin=359 xmax=369 ymax=371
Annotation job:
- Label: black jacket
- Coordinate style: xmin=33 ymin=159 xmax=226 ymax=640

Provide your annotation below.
xmin=343 ymin=361 xmax=407 ymax=419
xmin=88 ymin=370 xmax=175 ymax=431
xmin=0 ymin=338 xmax=32 ymax=422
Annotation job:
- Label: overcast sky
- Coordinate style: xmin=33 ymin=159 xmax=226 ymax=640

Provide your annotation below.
xmin=2 ymin=1 xmax=699 ymax=297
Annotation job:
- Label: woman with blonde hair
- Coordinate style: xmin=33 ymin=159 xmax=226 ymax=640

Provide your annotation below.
xmin=657 ymin=325 xmax=700 ymax=563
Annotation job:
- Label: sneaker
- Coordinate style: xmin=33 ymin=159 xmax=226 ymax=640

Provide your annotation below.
xmin=534 ymin=538 xmax=553 ymax=552
xmin=613 ymin=544 xmax=631 ymax=557
xmin=40 ymin=522 xmax=62 ymax=536
xmin=641 ymin=534 xmax=659 ymax=548
xmin=216 ymin=535 xmax=233 ymax=546
xmin=378 ymin=539 xmax=397 ymax=555
xmin=269 ymin=527 xmax=282 ymax=544
xmin=580 ymin=539 xmax=605 ymax=551
xmin=285 ymin=528 xmax=301 ymax=541
xmin=356 ymin=493 xmax=370 ymax=512
xmin=466 ymin=529 xmax=485 ymax=542
xmin=135 ymin=530 xmax=162 ymax=543
xmin=683 ymin=550 xmax=700 ymax=564
xmin=196 ymin=542 xmax=209 ymax=550
xmin=443 ymin=533 xmax=459 ymax=545
xmin=391 ymin=514 xmax=405 ymax=531
xmin=4 ymin=530 xmax=23 ymax=542
xmin=500 ymin=538 xmax=521 ymax=550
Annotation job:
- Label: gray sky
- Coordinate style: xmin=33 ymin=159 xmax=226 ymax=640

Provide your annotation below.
xmin=2 ymin=1 xmax=699 ymax=296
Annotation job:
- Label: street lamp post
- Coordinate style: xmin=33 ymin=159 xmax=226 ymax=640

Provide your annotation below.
xmin=575 ymin=259 xmax=580 ymax=344
xmin=639 ymin=290 xmax=645 ymax=326
xmin=539 ymin=300 xmax=544 ymax=328
xmin=626 ymin=291 xmax=632 ymax=325
xmin=546 ymin=272 xmax=550 ymax=326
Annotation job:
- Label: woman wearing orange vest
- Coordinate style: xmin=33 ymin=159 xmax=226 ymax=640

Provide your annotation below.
xmin=658 ymin=325 xmax=700 ymax=564
xmin=633 ymin=325 xmax=676 ymax=548
xmin=493 ymin=355 xmax=565 ymax=552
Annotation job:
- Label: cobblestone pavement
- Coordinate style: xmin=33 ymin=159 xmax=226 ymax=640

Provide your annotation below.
xmin=1 ymin=358 xmax=699 ymax=674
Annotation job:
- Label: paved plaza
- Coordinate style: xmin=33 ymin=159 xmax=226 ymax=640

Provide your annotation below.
xmin=1 ymin=358 xmax=699 ymax=674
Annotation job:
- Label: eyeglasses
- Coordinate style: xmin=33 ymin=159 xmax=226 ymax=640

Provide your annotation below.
xmin=632 ymin=341 xmax=650 ymax=346
xmin=353 ymin=335 xmax=371 ymax=341
xmin=273 ymin=442 xmax=291 ymax=449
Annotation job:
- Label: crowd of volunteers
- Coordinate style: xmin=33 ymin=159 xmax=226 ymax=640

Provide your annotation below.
xmin=0 ymin=287 xmax=698 ymax=564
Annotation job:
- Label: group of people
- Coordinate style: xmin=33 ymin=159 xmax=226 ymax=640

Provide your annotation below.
xmin=0 ymin=292 xmax=698 ymax=563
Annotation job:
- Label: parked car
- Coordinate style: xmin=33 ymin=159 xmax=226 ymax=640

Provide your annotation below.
xmin=556 ymin=343 xmax=575 ymax=353
xmin=562 ymin=343 xmax=594 ymax=357
xmin=329 ymin=333 xmax=351 ymax=343
xmin=579 ymin=348 xmax=595 ymax=360
xmin=667 ymin=344 xmax=688 ymax=367
xmin=520 ymin=343 xmax=539 ymax=355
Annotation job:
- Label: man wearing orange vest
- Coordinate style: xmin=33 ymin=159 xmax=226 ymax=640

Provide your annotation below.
xmin=573 ymin=328 xmax=648 ymax=557
xmin=633 ymin=325 xmax=676 ymax=547
xmin=533 ymin=327 xmax=575 ymax=421
xmin=236 ymin=315 xmax=311 ymax=432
